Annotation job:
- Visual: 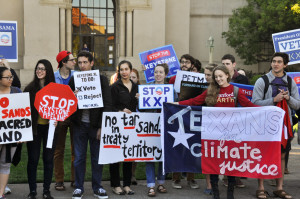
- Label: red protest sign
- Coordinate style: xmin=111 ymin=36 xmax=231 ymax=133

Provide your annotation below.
xmin=34 ymin=82 xmax=77 ymax=121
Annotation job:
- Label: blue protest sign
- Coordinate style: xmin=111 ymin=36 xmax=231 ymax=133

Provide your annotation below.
xmin=139 ymin=45 xmax=180 ymax=83
xmin=272 ymin=29 xmax=300 ymax=65
xmin=0 ymin=21 xmax=18 ymax=62
xmin=138 ymin=84 xmax=174 ymax=109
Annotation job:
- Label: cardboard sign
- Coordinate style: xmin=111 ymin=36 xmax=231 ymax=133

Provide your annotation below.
xmin=34 ymin=83 xmax=78 ymax=121
xmin=99 ymin=112 xmax=162 ymax=164
xmin=74 ymin=70 xmax=103 ymax=109
xmin=139 ymin=45 xmax=180 ymax=83
xmin=272 ymin=29 xmax=300 ymax=65
xmin=163 ymin=103 xmax=285 ymax=179
xmin=179 ymin=81 xmax=208 ymax=101
xmin=138 ymin=84 xmax=174 ymax=109
xmin=0 ymin=93 xmax=33 ymax=144
xmin=0 ymin=21 xmax=18 ymax=62
xmin=174 ymin=71 xmax=206 ymax=93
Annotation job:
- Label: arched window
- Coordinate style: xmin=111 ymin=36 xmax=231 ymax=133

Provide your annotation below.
xmin=72 ymin=0 xmax=115 ymax=70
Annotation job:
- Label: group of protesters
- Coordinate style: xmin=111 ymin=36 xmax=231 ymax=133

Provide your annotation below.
xmin=0 ymin=49 xmax=299 ymax=199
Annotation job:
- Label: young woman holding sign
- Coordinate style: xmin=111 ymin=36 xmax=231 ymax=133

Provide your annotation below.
xmin=0 ymin=66 xmax=22 ymax=199
xmin=110 ymin=60 xmax=138 ymax=195
xmin=24 ymin=59 xmax=56 ymax=199
xmin=176 ymin=65 xmax=259 ymax=199
xmin=144 ymin=63 xmax=178 ymax=197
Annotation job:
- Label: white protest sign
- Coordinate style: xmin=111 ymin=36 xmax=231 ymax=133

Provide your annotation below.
xmin=174 ymin=70 xmax=206 ymax=93
xmin=0 ymin=93 xmax=33 ymax=144
xmin=74 ymin=70 xmax=103 ymax=109
xmin=138 ymin=84 xmax=174 ymax=109
xmin=99 ymin=112 xmax=162 ymax=164
xmin=46 ymin=120 xmax=56 ymax=148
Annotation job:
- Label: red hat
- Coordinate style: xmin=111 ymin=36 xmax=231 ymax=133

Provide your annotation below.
xmin=56 ymin=51 xmax=72 ymax=68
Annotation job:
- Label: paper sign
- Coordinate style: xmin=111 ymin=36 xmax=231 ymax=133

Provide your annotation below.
xmin=0 ymin=21 xmax=18 ymax=62
xmin=74 ymin=70 xmax=103 ymax=109
xmin=138 ymin=84 xmax=174 ymax=109
xmin=99 ymin=112 xmax=162 ymax=164
xmin=174 ymin=70 xmax=206 ymax=93
xmin=0 ymin=93 xmax=33 ymax=144
xmin=46 ymin=120 xmax=56 ymax=148
xmin=139 ymin=45 xmax=180 ymax=83
xmin=272 ymin=29 xmax=300 ymax=65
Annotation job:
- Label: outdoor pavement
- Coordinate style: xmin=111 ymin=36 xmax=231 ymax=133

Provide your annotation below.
xmin=5 ymin=139 xmax=300 ymax=199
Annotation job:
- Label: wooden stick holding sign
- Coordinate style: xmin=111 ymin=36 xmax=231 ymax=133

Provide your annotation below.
xmin=34 ymin=83 xmax=78 ymax=148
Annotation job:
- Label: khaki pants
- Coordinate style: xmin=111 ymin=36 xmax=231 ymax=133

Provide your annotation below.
xmin=172 ymin=172 xmax=195 ymax=181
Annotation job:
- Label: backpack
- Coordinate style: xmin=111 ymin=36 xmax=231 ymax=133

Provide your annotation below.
xmin=261 ymin=75 xmax=292 ymax=100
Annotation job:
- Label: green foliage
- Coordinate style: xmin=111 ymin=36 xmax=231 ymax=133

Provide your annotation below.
xmin=222 ymin=0 xmax=300 ymax=65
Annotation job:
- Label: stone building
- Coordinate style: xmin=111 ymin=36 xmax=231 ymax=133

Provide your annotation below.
xmin=0 ymin=0 xmax=267 ymax=87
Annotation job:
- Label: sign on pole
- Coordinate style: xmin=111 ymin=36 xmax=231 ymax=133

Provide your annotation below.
xmin=0 ymin=21 xmax=18 ymax=62
xmin=99 ymin=112 xmax=162 ymax=164
xmin=74 ymin=70 xmax=103 ymax=109
xmin=138 ymin=84 xmax=174 ymax=109
xmin=174 ymin=70 xmax=206 ymax=93
xmin=272 ymin=28 xmax=300 ymax=65
xmin=139 ymin=45 xmax=180 ymax=83
xmin=0 ymin=93 xmax=32 ymax=144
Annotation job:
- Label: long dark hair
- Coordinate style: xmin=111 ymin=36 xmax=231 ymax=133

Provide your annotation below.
xmin=117 ymin=60 xmax=132 ymax=80
xmin=28 ymin=59 xmax=55 ymax=93
xmin=0 ymin=66 xmax=10 ymax=79
xmin=205 ymin=65 xmax=231 ymax=106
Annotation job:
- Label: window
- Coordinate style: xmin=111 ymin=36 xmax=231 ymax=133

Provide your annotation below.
xmin=72 ymin=0 xmax=116 ymax=70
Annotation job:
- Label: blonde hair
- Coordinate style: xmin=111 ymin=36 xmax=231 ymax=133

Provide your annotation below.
xmin=205 ymin=65 xmax=231 ymax=106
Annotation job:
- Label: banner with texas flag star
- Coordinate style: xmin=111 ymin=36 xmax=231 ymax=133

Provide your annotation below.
xmin=162 ymin=103 xmax=285 ymax=179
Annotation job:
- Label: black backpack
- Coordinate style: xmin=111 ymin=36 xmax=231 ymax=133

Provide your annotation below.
xmin=261 ymin=75 xmax=292 ymax=100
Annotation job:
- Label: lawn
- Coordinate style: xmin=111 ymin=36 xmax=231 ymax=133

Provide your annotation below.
xmin=9 ymin=132 xmax=203 ymax=183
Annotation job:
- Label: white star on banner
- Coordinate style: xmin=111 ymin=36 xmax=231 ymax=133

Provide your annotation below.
xmin=168 ymin=123 xmax=195 ymax=149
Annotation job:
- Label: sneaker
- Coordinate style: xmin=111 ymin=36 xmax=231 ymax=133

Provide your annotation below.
xmin=4 ymin=186 xmax=11 ymax=195
xmin=0 ymin=195 xmax=6 ymax=199
xmin=188 ymin=180 xmax=199 ymax=189
xmin=27 ymin=192 xmax=37 ymax=199
xmin=94 ymin=188 xmax=108 ymax=199
xmin=72 ymin=189 xmax=83 ymax=199
xmin=235 ymin=178 xmax=245 ymax=188
xmin=43 ymin=191 xmax=54 ymax=199
xmin=223 ymin=179 xmax=228 ymax=187
xmin=172 ymin=180 xmax=182 ymax=189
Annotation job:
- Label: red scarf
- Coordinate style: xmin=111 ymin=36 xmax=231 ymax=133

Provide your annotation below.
xmin=276 ymin=99 xmax=293 ymax=148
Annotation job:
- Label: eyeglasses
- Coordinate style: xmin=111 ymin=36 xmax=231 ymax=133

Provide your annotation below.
xmin=36 ymin=67 xmax=46 ymax=71
xmin=68 ymin=59 xmax=76 ymax=62
xmin=180 ymin=60 xmax=191 ymax=65
xmin=2 ymin=75 xmax=14 ymax=80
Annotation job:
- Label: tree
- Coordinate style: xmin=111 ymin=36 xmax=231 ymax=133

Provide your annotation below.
xmin=222 ymin=0 xmax=300 ymax=65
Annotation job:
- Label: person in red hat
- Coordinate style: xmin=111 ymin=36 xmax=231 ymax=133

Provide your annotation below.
xmin=53 ymin=51 xmax=76 ymax=191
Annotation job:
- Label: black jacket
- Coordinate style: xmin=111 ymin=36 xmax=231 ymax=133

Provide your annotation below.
xmin=111 ymin=79 xmax=138 ymax=112
xmin=68 ymin=73 xmax=112 ymax=128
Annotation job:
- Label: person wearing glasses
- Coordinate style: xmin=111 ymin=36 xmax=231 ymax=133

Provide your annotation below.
xmin=53 ymin=51 xmax=76 ymax=191
xmin=0 ymin=66 xmax=21 ymax=199
xmin=24 ymin=59 xmax=57 ymax=199
xmin=168 ymin=54 xmax=197 ymax=85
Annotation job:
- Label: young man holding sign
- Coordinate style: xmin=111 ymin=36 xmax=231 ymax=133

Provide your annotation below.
xmin=68 ymin=51 xmax=112 ymax=199
xmin=252 ymin=52 xmax=300 ymax=199
xmin=53 ymin=51 xmax=76 ymax=191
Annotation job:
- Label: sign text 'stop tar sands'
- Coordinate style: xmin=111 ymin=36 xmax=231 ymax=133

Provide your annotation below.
xmin=139 ymin=44 xmax=180 ymax=83
xmin=0 ymin=20 xmax=18 ymax=62
xmin=272 ymin=28 xmax=300 ymax=65
xmin=74 ymin=70 xmax=103 ymax=109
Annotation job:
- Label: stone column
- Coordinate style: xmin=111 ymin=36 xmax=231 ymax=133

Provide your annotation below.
xmin=60 ymin=7 xmax=66 ymax=51
xmin=126 ymin=10 xmax=133 ymax=57
xmin=66 ymin=7 xmax=72 ymax=51
xmin=119 ymin=10 xmax=126 ymax=57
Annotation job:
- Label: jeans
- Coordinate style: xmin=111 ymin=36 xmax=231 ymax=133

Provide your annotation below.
xmin=54 ymin=118 xmax=74 ymax=183
xmin=146 ymin=162 xmax=165 ymax=188
xmin=27 ymin=124 xmax=55 ymax=193
xmin=110 ymin=162 xmax=132 ymax=187
xmin=73 ymin=122 xmax=103 ymax=193
xmin=211 ymin=174 xmax=236 ymax=185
